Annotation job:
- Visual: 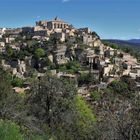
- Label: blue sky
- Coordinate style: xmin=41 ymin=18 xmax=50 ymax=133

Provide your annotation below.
xmin=0 ymin=0 xmax=140 ymax=39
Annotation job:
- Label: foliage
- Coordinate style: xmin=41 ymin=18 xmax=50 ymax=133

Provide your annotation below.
xmin=94 ymin=47 xmax=100 ymax=54
xmin=28 ymin=75 xmax=76 ymax=126
xmin=58 ymin=60 xmax=81 ymax=74
xmin=108 ymin=80 xmax=129 ymax=94
xmin=102 ymin=41 xmax=119 ymax=49
xmin=34 ymin=48 xmax=45 ymax=59
xmin=103 ymin=40 xmax=140 ymax=60
xmin=75 ymin=36 xmax=83 ymax=44
xmin=27 ymin=75 xmax=99 ymax=140
xmin=5 ymin=45 xmax=14 ymax=57
xmin=71 ymin=96 xmax=97 ymax=140
xmin=2 ymin=71 xmax=24 ymax=87
xmin=0 ymin=69 xmax=13 ymax=102
xmin=90 ymin=90 xmax=101 ymax=101
xmin=0 ymin=120 xmax=24 ymax=140
xmin=75 ymin=96 xmax=96 ymax=121
xmin=78 ymin=73 xmax=98 ymax=86
xmin=15 ymin=36 xmax=24 ymax=42
xmin=91 ymin=31 xmax=99 ymax=38
xmin=11 ymin=76 xmax=24 ymax=87
xmin=0 ymin=68 xmax=23 ymax=120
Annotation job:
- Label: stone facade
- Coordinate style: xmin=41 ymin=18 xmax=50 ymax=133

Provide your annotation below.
xmin=36 ymin=17 xmax=69 ymax=31
xmin=53 ymin=45 xmax=69 ymax=65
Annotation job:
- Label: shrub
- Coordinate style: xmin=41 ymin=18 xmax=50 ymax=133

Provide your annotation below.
xmin=34 ymin=48 xmax=45 ymax=59
xmin=78 ymin=73 xmax=98 ymax=86
xmin=90 ymin=91 xmax=101 ymax=101
xmin=11 ymin=76 xmax=24 ymax=87
xmin=108 ymin=80 xmax=129 ymax=94
xmin=0 ymin=120 xmax=24 ymax=140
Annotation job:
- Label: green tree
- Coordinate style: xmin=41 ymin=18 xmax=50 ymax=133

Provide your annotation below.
xmin=11 ymin=76 xmax=24 ymax=87
xmin=108 ymin=80 xmax=129 ymax=94
xmin=90 ymin=91 xmax=101 ymax=101
xmin=28 ymin=75 xmax=76 ymax=127
xmin=28 ymin=75 xmax=97 ymax=140
xmin=78 ymin=73 xmax=98 ymax=86
xmin=34 ymin=48 xmax=45 ymax=59
xmin=72 ymin=96 xmax=97 ymax=140
xmin=6 ymin=45 xmax=13 ymax=57
xmin=0 ymin=68 xmax=23 ymax=119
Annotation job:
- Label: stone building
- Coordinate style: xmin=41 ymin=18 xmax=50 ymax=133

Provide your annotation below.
xmin=53 ymin=45 xmax=69 ymax=65
xmin=0 ymin=42 xmax=5 ymax=52
xmin=0 ymin=28 xmax=6 ymax=38
xmin=83 ymin=34 xmax=93 ymax=46
xmin=22 ymin=27 xmax=34 ymax=36
xmin=5 ymin=28 xmax=22 ymax=37
xmin=51 ymin=32 xmax=66 ymax=42
xmin=78 ymin=28 xmax=91 ymax=35
xmin=5 ymin=37 xmax=15 ymax=43
xmin=36 ymin=17 xmax=69 ymax=31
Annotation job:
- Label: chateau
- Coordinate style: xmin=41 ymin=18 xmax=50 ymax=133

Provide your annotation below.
xmin=36 ymin=17 xmax=70 ymax=30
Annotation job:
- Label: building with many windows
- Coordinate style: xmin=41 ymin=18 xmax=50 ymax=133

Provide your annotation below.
xmin=36 ymin=17 xmax=70 ymax=31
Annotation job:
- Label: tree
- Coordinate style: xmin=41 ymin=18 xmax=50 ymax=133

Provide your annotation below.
xmin=5 ymin=45 xmax=13 ymax=57
xmin=11 ymin=76 xmax=24 ymax=87
xmin=72 ymin=96 xmax=97 ymax=140
xmin=28 ymin=75 xmax=98 ymax=139
xmin=90 ymin=90 xmax=101 ymax=101
xmin=28 ymin=75 xmax=76 ymax=127
xmin=0 ymin=68 xmax=23 ymax=120
xmin=90 ymin=78 xmax=140 ymax=140
xmin=108 ymin=80 xmax=129 ymax=94
xmin=34 ymin=48 xmax=45 ymax=59
xmin=78 ymin=73 xmax=98 ymax=86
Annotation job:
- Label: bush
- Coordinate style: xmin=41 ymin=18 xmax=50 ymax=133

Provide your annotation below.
xmin=0 ymin=120 xmax=24 ymax=140
xmin=5 ymin=45 xmax=14 ymax=57
xmin=34 ymin=48 xmax=45 ymax=59
xmin=108 ymin=80 xmax=129 ymax=94
xmin=78 ymin=73 xmax=98 ymax=86
xmin=90 ymin=91 xmax=101 ymax=101
xmin=58 ymin=61 xmax=81 ymax=74
xmin=75 ymin=96 xmax=96 ymax=121
xmin=72 ymin=96 xmax=97 ymax=139
xmin=11 ymin=76 xmax=24 ymax=87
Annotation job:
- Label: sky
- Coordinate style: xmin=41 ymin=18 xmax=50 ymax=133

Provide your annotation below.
xmin=0 ymin=0 xmax=140 ymax=39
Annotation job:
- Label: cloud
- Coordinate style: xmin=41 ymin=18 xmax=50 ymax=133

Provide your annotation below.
xmin=62 ymin=0 xmax=70 ymax=3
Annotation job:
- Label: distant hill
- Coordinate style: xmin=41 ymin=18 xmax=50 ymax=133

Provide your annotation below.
xmin=127 ymin=39 xmax=140 ymax=44
xmin=103 ymin=39 xmax=140 ymax=51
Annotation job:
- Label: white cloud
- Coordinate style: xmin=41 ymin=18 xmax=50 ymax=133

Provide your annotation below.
xmin=62 ymin=0 xmax=70 ymax=3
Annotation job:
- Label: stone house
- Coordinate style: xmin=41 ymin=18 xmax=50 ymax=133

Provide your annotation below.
xmin=34 ymin=30 xmax=48 ymax=37
xmin=0 ymin=42 xmax=5 ymax=52
xmin=5 ymin=37 xmax=15 ymax=43
xmin=53 ymin=45 xmax=69 ymax=65
xmin=51 ymin=32 xmax=66 ymax=42
xmin=22 ymin=26 xmax=34 ymax=36
xmin=78 ymin=28 xmax=91 ymax=35
xmin=83 ymin=34 xmax=93 ymax=46
xmin=5 ymin=28 xmax=22 ymax=38
xmin=93 ymin=39 xmax=102 ymax=47
xmin=1 ymin=59 xmax=26 ymax=76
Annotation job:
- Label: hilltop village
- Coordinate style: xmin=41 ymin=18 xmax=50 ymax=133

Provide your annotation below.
xmin=0 ymin=17 xmax=140 ymax=93
xmin=0 ymin=17 xmax=140 ymax=140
